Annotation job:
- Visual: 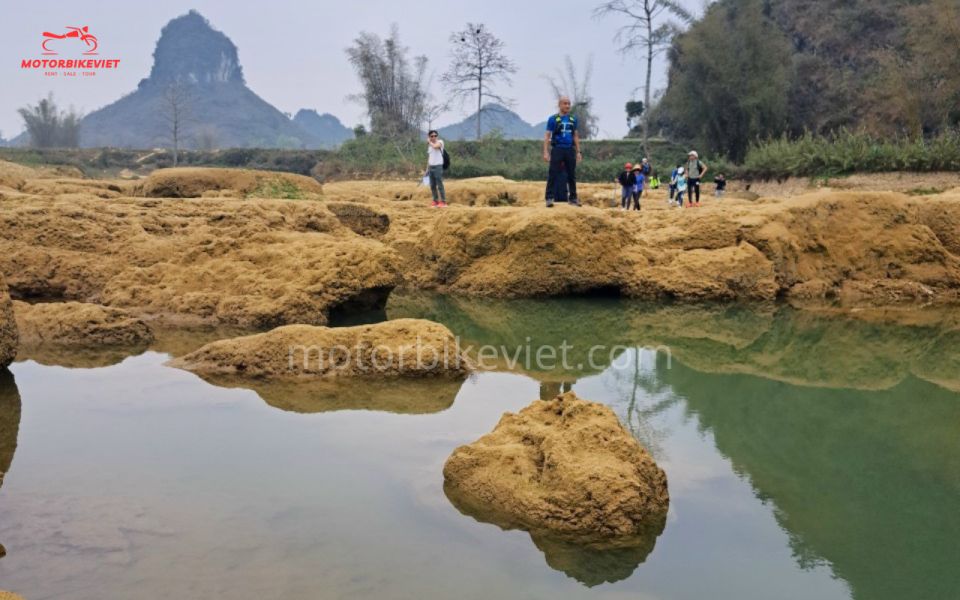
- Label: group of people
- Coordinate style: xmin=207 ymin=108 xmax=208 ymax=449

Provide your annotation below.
xmin=423 ymin=95 xmax=729 ymax=209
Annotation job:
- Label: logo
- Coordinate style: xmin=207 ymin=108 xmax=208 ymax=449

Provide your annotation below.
xmin=21 ymin=25 xmax=119 ymax=76
xmin=42 ymin=26 xmax=99 ymax=55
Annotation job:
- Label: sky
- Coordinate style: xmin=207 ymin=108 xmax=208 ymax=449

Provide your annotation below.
xmin=2 ymin=0 xmax=706 ymax=141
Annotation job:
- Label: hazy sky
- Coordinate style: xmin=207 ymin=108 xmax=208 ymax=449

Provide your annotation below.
xmin=3 ymin=0 xmax=705 ymax=141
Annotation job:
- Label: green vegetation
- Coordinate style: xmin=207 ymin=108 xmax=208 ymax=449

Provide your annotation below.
xmin=248 ymin=177 xmax=307 ymax=200
xmin=743 ymin=130 xmax=960 ymax=179
xmin=657 ymin=0 xmax=960 ymax=163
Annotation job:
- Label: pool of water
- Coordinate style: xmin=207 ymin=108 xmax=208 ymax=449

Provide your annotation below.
xmin=0 ymin=294 xmax=958 ymax=599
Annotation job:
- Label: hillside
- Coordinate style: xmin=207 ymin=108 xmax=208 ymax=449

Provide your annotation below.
xmin=658 ymin=0 xmax=960 ymax=160
xmin=77 ymin=11 xmax=337 ymax=150
xmin=439 ymin=104 xmax=544 ymax=141
xmin=292 ymin=110 xmax=354 ymax=149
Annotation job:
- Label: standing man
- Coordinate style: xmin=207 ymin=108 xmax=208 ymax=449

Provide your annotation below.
xmin=543 ymin=96 xmax=582 ymax=207
xmin=686 ymin=150 xmax=708 ymax=207
xmin=427 ymin=130 xmax=447 ymax=208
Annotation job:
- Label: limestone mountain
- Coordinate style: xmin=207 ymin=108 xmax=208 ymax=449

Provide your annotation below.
xmin=439 ymin=104 xmax=544 ymax=141
xmin=292 ymin=109 xmax=354 ymax=149
xmin=78 ymin=11 xmax=340 ymax=149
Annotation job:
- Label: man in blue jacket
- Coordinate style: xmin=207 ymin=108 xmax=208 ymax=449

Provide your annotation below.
xmin=542 ymin=96 xmax=582 ymax=207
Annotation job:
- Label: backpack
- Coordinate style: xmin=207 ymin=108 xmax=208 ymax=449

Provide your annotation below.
xmin=442 ymin=147 xmax=450 ymax=171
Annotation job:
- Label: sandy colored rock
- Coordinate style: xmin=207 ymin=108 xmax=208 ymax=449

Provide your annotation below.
xmin=0 ymin=160 xmax=38 ymax=190
xmin=0 ymin=195 xmax=400 ymax=327
xmin=168 ymin=318 xmax=470 ymax=380
xmin=137 ymin=167 xmax=322 ymax=198
xmin=0 ymin=275 xmax=17 ymax=369
xmin=0 ymin=591 xmax=26 ymax=600
xmin=13 ymin=301 xmax=153 ymax=347
xmin=443 ymin=392 xmax=669 ymax=540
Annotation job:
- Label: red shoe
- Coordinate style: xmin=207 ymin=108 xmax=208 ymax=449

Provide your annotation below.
xmin=431 ymin=201 xmax=439 ymax=208
xmin=438 ymin=201 xmax=448 ymax=208
xmin=695 ymin=202 xmax=701 ymax=207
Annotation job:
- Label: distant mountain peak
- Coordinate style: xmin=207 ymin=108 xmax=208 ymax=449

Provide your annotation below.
xmin=146 ymin=10 xmax=244 ymax=86
xmin=438 ymin=105 xmax=543 ymax=141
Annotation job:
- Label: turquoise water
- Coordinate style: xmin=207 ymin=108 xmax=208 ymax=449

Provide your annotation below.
xmin=0 ymin=295 xmax=957 ymax=599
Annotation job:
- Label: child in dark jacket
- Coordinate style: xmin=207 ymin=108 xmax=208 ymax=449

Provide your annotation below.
xmin=714 ymin=173 xmax=727 ymax=198
xmin=615 ymin=163 xmax=636 ymax=210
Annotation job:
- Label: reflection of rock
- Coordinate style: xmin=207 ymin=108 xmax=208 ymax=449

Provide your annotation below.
xmin=661 ymin=358 xmax=960 ymax=600
xmin=13 ymin=345 xmax=149 ymax=370
xmin=0 ymin=370 xmax=21 ymax=488
xmin=390 ymin=291 xmax=960 ymax=392
xmin=168 ymin=319 xmax=470 ymax=379
xmin=444 ymin=393 xmax=668 ymax=539
xmin=0 ymin=274 xmax=17 ymax=368
xmin=193 ymin=374 xmax=463 ymax=414
xmin=530 ymin=528 xmax=662 ymax=587
xmin=14 ymin=301 xmax=154 ymax=347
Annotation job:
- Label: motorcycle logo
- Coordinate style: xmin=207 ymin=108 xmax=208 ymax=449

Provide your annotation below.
xmin=42 ymin=26 xmax=99 ymax=55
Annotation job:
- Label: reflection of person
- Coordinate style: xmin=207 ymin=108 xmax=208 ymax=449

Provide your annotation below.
xmin=426 ymin=130 xmax=447 ymax=208
xmin=539 ymin=380 xmax=576 ymax=400
xmin=542 ymin=96 xmax=582 ymax=207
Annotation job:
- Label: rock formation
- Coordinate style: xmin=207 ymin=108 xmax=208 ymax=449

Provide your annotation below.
xmin=443 ymin=392 xmax=669 ymax=540
xmin=136 ymin=167 xmax=322 ymax=199
xmin=168 ymin=318 xmax=470 ymax=380
xmin=0 ymin=275 xmax=17 ymax=369
xmin=14 ymin=301 xmax=154 ymax=347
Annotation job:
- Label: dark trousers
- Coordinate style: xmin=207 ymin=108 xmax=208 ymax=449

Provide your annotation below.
xmin=631 ymin=191 xmax=641 ymax=210
xmin=545 ymin=146 xmax=578 ymax=201
xmin=687 ymin=178 xmax=701 ymax=204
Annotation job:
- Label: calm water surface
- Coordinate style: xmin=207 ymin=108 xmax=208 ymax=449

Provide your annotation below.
xmin=0 ymin=294 xmax=957 ymax=599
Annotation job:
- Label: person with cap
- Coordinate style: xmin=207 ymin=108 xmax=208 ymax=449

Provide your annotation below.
xmin=615 ymin=162 xmax=636 ymax=210
xmin=685 ymin=150 xmax=708 ymax=207
xmin=673 ymin=166 xmax=687 ymax=208
xmin=543 ymin=95 xmax=582 ymax=207
xmin=631 ymin=164 xmax=644 ymax=210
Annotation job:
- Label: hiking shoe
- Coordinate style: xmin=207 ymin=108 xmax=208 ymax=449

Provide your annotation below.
xmin=431 ymin=201 xmax=439 ymax=208
xmin=569 ymin=199 xmax=581 ymax=207
xmin=546 ymin=200 xmax=554 ymax=208
xmin=438 ymin=201 xmax=448 ymax=208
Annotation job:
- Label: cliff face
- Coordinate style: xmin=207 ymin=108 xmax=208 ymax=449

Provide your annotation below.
xmin=146 ymin=10 xmax=244 ymax=86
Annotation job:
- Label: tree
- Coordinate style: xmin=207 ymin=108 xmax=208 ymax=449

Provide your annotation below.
xmin=626 ymin=100 xmax=644 ymax=136
xmin=594 ymin=0 xmax=692 ymax=156
xmin=441 ymin=23 xmax=517 ymax=140
xmin=346 ymin=25 xmax=429 ymax=139
xmin=161 ymin=79 xmax=192 ymax=166
xmin=18 ymin=94 xmax=82 ymax=148
xmin=545 ymin=56 xmax=599 ymax=139
xmin=657 ymin=0 xmax=792 ymax=161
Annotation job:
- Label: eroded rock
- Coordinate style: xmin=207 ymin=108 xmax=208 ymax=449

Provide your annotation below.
xmin=14 ymin=301 xmax=154 ymax=347
xmin=443 ymin=392 xmax=669 ymax=540
xmin=0 ymin=275 xmax=17 ymax=369
xmin=168 ymin=318 xmax=470 ymax=380
xmin=137 ymin=167 xmax=322 ymax=198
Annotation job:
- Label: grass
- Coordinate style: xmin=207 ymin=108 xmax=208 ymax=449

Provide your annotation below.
xmin=743 ymin=129 xmax=960 ymax=179
xmin=248 ymin=177 xmax=306 ymax=200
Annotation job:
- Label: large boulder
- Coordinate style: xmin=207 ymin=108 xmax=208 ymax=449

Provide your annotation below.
xmin=0 ymin=276 xmax=17 ymax=369
xmin=168 ymin=318 xmax=470 ymax=380
xmin=13 ymin=301 xmax=154 ymax=347
xmin=443 ymin=392 xmax=669 ymax=540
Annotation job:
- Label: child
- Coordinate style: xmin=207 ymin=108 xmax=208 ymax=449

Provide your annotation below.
xmin=616 ymin=163 xmax=636 ymax=210
xmin=668 ymin=164 xmax=681 ymax=204
xmin=631 ymin=165 xmax=644 ymax=210
xmin=673 ymin=167 xmax=687 ymax=208
xmin=714 ymin=173 xmax=727 ymax=198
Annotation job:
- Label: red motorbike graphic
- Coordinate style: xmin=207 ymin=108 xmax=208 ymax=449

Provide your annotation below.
xmin=42 ymin=26 xmax=98 ymax=55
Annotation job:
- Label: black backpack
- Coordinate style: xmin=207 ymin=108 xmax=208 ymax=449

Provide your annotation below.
xmin=442 ymin=147 xmax=451 ymax=170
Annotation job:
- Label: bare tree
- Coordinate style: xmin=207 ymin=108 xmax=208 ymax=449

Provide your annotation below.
xmin=346 ymin=25 xmax=429 ymax=139
xmin=441 ymin=23 xmax=517 ymax=140
xmin=594 ymin=0 xmax=692 ymax=156
xmin=18 ymin=93 xmax=82 ymax=148
xmin=161 ymin=80 xmax=192 ymax=166
xmin=545 ymin=55 xmax=599 ymax=139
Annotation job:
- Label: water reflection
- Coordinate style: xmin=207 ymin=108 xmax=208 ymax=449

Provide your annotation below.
xmin=0 ymin=370 xmax=21 ymax=559
xmin=659 ymin=356 xmax=960 ymax=600
xmin=189 ymin=374 xmax=465 ymax=414
xmin=444 ymin=480 xmax=666 ymax=587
